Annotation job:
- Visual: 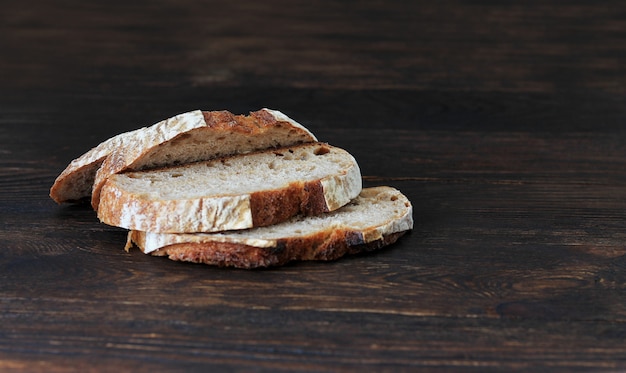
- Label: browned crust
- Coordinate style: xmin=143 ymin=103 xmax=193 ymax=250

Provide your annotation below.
xmin=300 ymin=180 xmax=329 ymax=215
xmin=142 ymin=231 xmax=409 ymax=269
xmin=249 ymin=180 xmax=329 ymax=227
xmin=202 ymin=110 xmax=288 ymax=133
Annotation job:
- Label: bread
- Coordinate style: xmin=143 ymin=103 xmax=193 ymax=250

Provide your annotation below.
xmin=91 ymin=108 xmax=317 ymax=209
xmin=126 ymin=186 xmax=413 ymax=268
xmin=49 ymin=125 xmax=170 ymax=204
xmin=97 ymin=142 xmax=362 ymax=234
xmin=51 ymin=108 xmax=412 ymax=269
xmin=49 ymin=109 xmax=317 ymax=205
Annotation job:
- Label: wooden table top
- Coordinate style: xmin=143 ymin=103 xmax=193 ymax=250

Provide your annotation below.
xmin=2 ymin=1 xmax=626 ymax=371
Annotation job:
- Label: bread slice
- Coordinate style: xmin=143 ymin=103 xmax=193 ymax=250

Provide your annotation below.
xmin=97 ymin=142 xmax=362 ymax=234
xmin=126 ymin=187 xmax=412 ymax=268
xmin=49 ymin=108 xmax=316 ymax=205
xmin=49 ymin=112 xmax=201 ymax=204
xmin=90 ymin=108 xmax=317 ymax=209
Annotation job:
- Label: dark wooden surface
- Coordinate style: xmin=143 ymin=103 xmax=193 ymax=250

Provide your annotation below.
xmin=2 ymin=1 xmax=626 ymax=371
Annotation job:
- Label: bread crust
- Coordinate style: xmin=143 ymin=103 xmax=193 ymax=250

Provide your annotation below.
xmin=135 ymin=230 xmax=408 ymax=269
xmin=249 ymin=180 xmax=328 ymax=227
xmin=90 ymin=109 xmax=316 ymax=209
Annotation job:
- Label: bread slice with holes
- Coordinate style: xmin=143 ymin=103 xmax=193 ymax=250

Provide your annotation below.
xmin=97 ymin=142 xmax=362 ymax=234
xmin=50 ymin=108 xmax=317 ymax=205
xmin=126 ymin=186 xmax=412 ymax=268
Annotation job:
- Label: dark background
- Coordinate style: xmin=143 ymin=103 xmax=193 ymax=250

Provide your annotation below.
xmin=2 ymin=1 xmax=626 ymax=371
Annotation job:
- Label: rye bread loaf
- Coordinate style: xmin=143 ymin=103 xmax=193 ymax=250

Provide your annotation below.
xmin=49 ymin=109 xmax=317 ymax=205
xmin=97 ymin=142 xmax=362 ymax=234
xmin=126 ymin=186 xmax=413 ymax=268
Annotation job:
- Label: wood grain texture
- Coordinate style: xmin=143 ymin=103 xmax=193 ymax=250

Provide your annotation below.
xmin=2 ymin=0 xmax=626 ymax=371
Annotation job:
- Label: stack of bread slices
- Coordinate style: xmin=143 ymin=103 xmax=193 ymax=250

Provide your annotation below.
xmin=50 ymin=109 xmax=413 ymax=268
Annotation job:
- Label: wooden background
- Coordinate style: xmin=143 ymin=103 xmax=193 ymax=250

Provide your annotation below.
xmin=2 ymin=0 xmax=626 ymax=371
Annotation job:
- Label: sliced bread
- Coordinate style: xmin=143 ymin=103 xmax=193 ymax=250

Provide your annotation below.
xmin=97 ymin=142 xmax=362 ymax=234
xmin=126 ymin=186 xmax=413 ymax=268
xmin=90 ymin=108 xmax=317 ymax=209
xmin=49 ymin=111 xmax=205 ymax=204
xmin=49 ymin=108 xmax=316 ymax=205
